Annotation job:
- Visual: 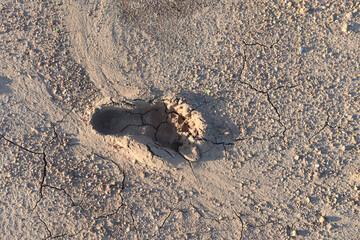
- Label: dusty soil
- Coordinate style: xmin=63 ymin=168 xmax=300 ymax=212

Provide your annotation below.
xmin=1 ymin=0 xmax=360 ymax=239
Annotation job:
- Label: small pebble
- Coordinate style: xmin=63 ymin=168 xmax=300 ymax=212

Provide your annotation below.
xmin=346 ymin=12 xmax=353 ymax=20
xmin=326 ymin=223 xmax=332 ymax=231
xmin=319 ymin=216 xmax=326 ymax=224
xmin=300 ymin=7 xmax=308 ymax=15
xmin=299 ymin=47 xmax=304 ymax=54
xmin=341 ymin=23 xmax=349 ymax=33
xmin=138 ymin=171 xmax=145 ymax=178
xmin=290 ymin=230 xmax=297 ymax=237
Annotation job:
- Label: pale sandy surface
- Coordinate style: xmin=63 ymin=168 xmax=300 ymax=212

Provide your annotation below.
xmin=1 ymin=0 xmax=360 ymax=239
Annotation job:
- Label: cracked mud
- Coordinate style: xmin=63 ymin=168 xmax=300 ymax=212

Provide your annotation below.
xmin=1 ymin=0 xmax=360 ymax=239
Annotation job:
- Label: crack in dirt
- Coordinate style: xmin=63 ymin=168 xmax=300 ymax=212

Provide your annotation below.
xmin=1 ymin=136 xmax=48 ymax=211
xmin=221 ymin=34 xmax=302 ymax=140
xmin=92 ymin=153 xmax=126 ymax=220
xmin=37 ymin=154 xmax=48 ymax=210
xmin=308 ymin=111 xmax=339 ymax=144
xmin=43 ymin=184 xmax=79 ymax=207
xmin=233 ymin=210 xmax=244 ymax=240
xmin=242 ymin=26 xmax=290 ymax=49
xmin=32 ymin=125 xmax=61 ymax=211
xmin=93 ymin=203 xmax=126 ymax=220
xmin=4 ymin=106 xmax=79 ymax=211
xmin=186 ymin=160 xmax=200 ymax=183
xmin=36 ymin=212 xmax=53 ymax=239
xmin=266 ymin=92 xmax=287 ymax=136
xmin=189 ymin=202 xmax=234 ymax=224
xmin=37 ymin=206 xmax=85 ymax=240
xmin=159 ymin=207 xmax=179 ymax=229
xmin=128 ymin=208 xmax=140 ymax=239
xmin=1 ymin=136 xmax=44 ymax=155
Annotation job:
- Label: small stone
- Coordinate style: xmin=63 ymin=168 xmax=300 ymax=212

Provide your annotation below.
xmin=138 ymin=171 xmax=145 ymax=178
xmin=299 ymin=7 xmax=309 ymax=15
xmin=305 ymin=197 xmax=311 ymax=204
xmin=290 ymin=230 xmax=297 ymax=237
xmin=104 ymin=184 xmax=111 ymax=194
xmin=346 ymin=12 xmax=353 ymax=20
xmin=319 ymin=216 xmax=326 ymax=224
xmin=299 ymin=47 xmax=304 ymax=54
xmin=294 ymin=155 xmax=300 ymax=160
xmin=107 ymin=220 xmax=113 ymax=227
xmin=331 ymin=14 xmax=337 ymax=22
xmin=326 ymin=223 xmax=332 ymax=231
xmin=341 ymin=23 xmax=350 ymax=33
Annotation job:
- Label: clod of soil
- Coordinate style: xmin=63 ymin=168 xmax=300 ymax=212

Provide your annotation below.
xmin=90 ymin=98 xmax=206 ymax=161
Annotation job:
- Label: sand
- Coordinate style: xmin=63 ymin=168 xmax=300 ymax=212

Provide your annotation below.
xmin=1 ymin=0 xmax=360 ymax=239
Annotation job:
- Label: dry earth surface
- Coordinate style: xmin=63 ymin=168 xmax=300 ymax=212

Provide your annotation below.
xmin=1 ymin=0 xmax=360 ymax=239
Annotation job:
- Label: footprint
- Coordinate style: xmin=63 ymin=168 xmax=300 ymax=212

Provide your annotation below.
xmin=90 ymin=98 xmax=206 ymax=161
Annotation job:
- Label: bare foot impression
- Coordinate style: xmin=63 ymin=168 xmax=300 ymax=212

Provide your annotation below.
xmin=90 ymin=98 xmax=206 ymax=162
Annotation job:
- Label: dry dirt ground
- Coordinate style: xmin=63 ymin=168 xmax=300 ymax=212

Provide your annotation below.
xmin=1 ymin=0 xmax=360 ymax=239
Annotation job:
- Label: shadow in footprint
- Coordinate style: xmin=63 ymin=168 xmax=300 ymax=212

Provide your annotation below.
xmin=91 ymin=101 xmax=182 ymax=151
xmin=0 ymin=76 xmax=12 ymax=95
